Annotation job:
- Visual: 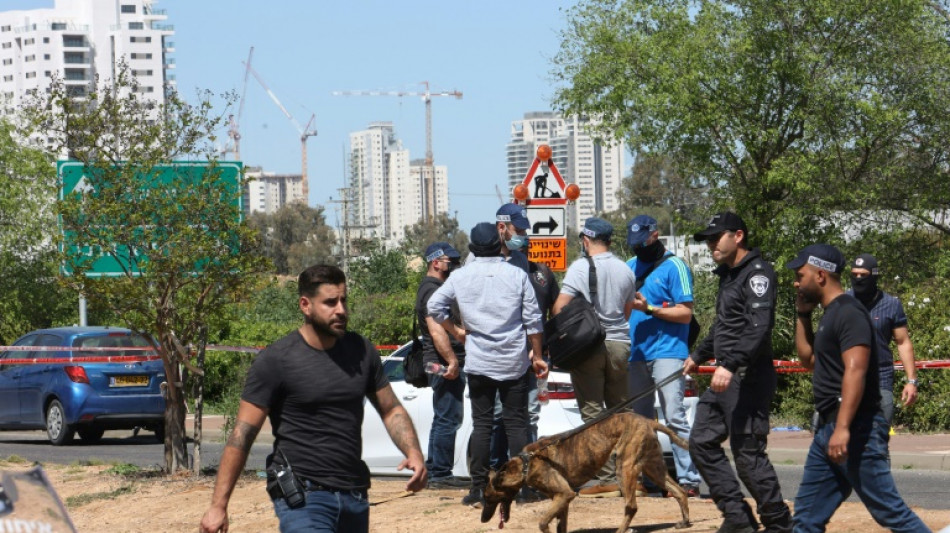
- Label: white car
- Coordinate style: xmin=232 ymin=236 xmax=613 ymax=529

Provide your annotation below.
xmin=361 ymin=341 xmax=698 ymax=478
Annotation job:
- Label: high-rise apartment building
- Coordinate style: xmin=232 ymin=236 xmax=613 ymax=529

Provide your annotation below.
xmin=347 ymin=122 xmax=449 ymax=247
xmin=0 ymin=0 xmax=174 ymax=113
xmin=507 ymin=112 xmax=625 ymax=231
xmin=243 ymin=168 xmax=304 ymax=216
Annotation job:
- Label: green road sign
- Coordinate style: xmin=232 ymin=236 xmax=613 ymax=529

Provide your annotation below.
xmin=58 ymin=161 xmax=243 ymax=277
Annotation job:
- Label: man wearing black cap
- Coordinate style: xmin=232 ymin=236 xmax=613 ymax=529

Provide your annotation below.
xmin=847 ymin=253 xmax=919 ymax=425
xmin=625 ymin=214 xmax=702 ymax=497
xmin=553 ymin=217 xmax=637 ymax=497
xmin=684 ymin=212 xmax=791 ymax=533
xmin=788 ymin=244 xmax=927 ymax=532
xmin=427 ymin=223 xmax=548 ymax=508
xmin=416 ymin=242 xmax=468 ymax=489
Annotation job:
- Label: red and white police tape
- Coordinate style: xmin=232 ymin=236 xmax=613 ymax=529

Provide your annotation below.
xmin=2 ymin=344 xmax=949 ymax=373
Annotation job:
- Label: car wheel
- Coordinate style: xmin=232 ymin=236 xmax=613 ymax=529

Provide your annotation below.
xmin=77 ymin=426 xmax=105 ymax=443
xmin=46 ymin=400 xmax=74 ymax=446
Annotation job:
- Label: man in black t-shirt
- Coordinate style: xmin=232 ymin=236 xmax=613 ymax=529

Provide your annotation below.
xmin=417 ymin=242 xmax=468 ymax=489
xmin=200 ymin=265 xmax=426 ymax=533
xmin=788 ymin=244 xmax=927 ymax=533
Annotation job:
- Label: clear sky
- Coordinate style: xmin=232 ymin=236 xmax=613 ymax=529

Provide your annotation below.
xmin=10 ymin=0 xmax=583 ymax=238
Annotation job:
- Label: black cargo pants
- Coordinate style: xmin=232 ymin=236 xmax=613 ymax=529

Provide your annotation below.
xmin=689 ymin=368 xmax=791 ymax=531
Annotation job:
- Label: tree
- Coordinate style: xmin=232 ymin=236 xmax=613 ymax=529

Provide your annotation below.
xmin=398 ymin=213 xmax=469 ymax=258
xmin=23 ymin=66 xmax=270 ymax=472
xmin=554 ymin=0 xmax=950 ymax=260
xmin=0 ymin=119 xmax=79 ymax=344
xmin=247 ymin=202 xmax=337 ymax=275
xmin=614 ymin=152 xmax=708 ymax=232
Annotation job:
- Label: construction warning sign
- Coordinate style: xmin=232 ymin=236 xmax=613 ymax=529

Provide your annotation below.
xmin=528 ymin=238 xmax=567 ymax=272
xmin=520 ymin=158 xmax=567 ymax=206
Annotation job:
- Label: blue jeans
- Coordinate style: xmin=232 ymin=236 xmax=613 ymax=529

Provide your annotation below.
xmin=793 ymin=412 xmax=928 ymax=533
xmin=272 ymin=484 xmax=369 ymax=533
xmin=628 ymin=358 xmax=701 ymax=486
xmin=879 ymin=388 xmax=895 ymax=425
xmin=426 ymin=372 xmax=466 ymax=480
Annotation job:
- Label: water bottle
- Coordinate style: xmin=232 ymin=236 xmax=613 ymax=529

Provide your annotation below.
xmin=536 ymin=376 xmax=549 ymax=405
xmin=425 ymin=362 xmax=447 ymax=375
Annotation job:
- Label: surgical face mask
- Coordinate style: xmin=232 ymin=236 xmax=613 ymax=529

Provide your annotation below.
xmin=505 ymin=232 xmax=529 ymax=251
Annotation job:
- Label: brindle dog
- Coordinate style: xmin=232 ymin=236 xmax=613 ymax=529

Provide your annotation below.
xmin=481 ymin=412 xmax=691 ymax=533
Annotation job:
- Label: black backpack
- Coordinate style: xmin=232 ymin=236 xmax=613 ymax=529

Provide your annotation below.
xmin=636 ymin=254 xmax=702 ymax=349
xmin=401 ymin=313 xmax=429 ymax=388
xmin=544 ymin=256 xmax=607 ymax=369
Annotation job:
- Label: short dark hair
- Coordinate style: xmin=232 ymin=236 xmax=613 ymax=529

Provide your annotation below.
xmin=298 ymin=264 xmax=346 ymax=297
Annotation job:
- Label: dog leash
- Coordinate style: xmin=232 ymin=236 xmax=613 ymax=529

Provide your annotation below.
xmin=530 ymin=368 xmax=685 ymax=454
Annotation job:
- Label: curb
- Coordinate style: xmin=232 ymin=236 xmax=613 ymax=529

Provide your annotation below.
xmin=765 ymin=448 xmax=950 ymax=471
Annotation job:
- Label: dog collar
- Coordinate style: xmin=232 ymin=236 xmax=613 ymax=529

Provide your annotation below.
xmin=517 ymin=452 xmax=534 ymax=482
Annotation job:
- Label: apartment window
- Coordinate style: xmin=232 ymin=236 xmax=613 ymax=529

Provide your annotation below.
xmin=2 ymin=75 xmax=11 ymax=82
xmin=1 ymin=59 xmax=11 ymax=66
xmin=44 ymin=54 xmax=50 ymax=60
xmin=43 ymin=37 xmax=49 ymax=43
xmin=24 ymin=55 xmax=35 ymax=62
xmin=63 ymin=36 xmax=85 ymax=47
xmin=25 ymin=72 xmax=36 ymax=79
xmin=66 ymin=86 xmax=86 ymax=97
xmin=45 ymin=71 xmax=51 ymax=77
xmin=130 ymin=36 xmax=152 ymax=43
xmin=130 ymin=53 xmax=152 ymax=60
xmin=1 ymin=42 xmax=9 ymax=49
xmin=51 ymin=23 xmax=67 ymax=30
xmin=24 ymin=38 xmax=35 ymax=45
xmin=136 ymin=86 xmax=154 ymax=94
xmin=121 ymin=5 xmax=136 ymax=13
xmin=128 ymin=22 xmax=144 ymax=30
xmin=1 ymin=26 xmax=10 ymax=32
xmin=64 ymin=52 xmax=85 ymax=64
xmin=132 ymin=69 xmax=153 ymax=76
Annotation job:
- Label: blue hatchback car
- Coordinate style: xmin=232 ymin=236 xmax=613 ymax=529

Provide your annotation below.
xmin=0 ymin=326 xmax=166 ymax=445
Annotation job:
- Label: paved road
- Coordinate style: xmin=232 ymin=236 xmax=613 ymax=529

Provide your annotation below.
xmin=3 ymin=429 xmax=950 ymax=511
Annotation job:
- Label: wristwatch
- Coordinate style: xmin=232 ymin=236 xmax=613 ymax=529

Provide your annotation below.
xmin=907 ymin=378 xmax=918 ymax=386
xmin=645 ymin=305 xmax=656 ymax=316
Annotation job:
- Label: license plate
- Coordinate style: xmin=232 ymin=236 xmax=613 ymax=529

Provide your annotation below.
xmin=110 ymin=375 xmax=149 ymax=387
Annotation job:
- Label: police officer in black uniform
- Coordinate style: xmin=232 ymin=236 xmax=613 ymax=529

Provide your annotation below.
xmin=683 ymin=212 xmax=791 ymax=533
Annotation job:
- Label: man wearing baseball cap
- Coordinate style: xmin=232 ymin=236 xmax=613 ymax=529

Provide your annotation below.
xmin=428 ymin=223 xmax=548 ymax=508
xmin=846 ymin=253 xmax=919 ymax=425
xmin=625 ymin=214 xmax=702 ymax=497
xmin=495 ymin=203 xmax=531 ymax=273
xmin=416 ymin=242 xmax=467 ymax=489
xmin=553 ymin=217 xmax=637 ymax=497
xmin=788 ymin=244 xmax=927 ymax=532
xmin=684 ymin=211 xmax=791 ymax=533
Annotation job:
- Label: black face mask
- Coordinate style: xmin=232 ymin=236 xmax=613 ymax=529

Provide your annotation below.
xmin=851 ymin=275 xmax=878 ymax=304
xmin=634 ymin=240 xmax=665 ymax=263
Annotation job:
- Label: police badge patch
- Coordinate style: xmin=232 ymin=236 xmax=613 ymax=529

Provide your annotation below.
xmin=750 ymin=275 xmax=769 ymax=297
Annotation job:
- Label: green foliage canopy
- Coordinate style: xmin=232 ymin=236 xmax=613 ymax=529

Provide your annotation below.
xmin=554 ymin=0 xmax=950 ymax=259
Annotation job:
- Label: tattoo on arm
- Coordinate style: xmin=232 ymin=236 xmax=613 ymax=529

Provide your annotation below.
xmin=372 ymin=385 xmax=422 ymax=455
xmin=226 ymin=420 xmax=261 ymax=455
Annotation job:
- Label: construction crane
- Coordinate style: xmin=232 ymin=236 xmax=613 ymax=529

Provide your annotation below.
xmin=244 ymin=53 xmax=318 ymax=203
xmin=332 ymin=81 xmax=462 ymax=222
xmin=220 ymin=47 xmax=254 ymax=161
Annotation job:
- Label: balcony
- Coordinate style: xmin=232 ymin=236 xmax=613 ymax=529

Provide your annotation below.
xmin=163 ymin=58 xmax=175 ymax=68
xmin=163 ymin=41 xmax=175 ymax=52
xmin=143 ymin=8 xmax=167 ymax=18
xmin=152 ymin=24 xmax=174 ymax=32
xmin=63 ymin=54 xmax=90 ymax=66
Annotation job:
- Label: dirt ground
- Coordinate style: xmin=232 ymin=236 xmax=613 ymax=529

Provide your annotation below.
xmin=4 ymin=460 xmax=949 ymax=533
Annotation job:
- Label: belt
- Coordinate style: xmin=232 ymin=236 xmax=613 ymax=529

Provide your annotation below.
xmin=815 ymin=406 xmax=840 ymax=427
